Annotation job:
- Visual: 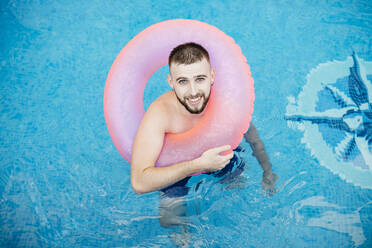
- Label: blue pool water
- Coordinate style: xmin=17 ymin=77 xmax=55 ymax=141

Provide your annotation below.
xmin=1 ymin=0 xmax=371 ymax=247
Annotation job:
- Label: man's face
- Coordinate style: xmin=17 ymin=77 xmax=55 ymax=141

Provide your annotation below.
xmin=167 ymin=58 xmax=215 ymax=114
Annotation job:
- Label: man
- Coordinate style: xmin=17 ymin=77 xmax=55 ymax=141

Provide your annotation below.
xmin=131 ymin=43 xmax=234 ymax=194
xmin=130 ymin=43 xmax=277 ymax=244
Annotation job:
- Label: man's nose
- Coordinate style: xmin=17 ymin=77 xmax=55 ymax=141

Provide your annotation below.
xmin=189 ymin=81 xmax=197 ymax=95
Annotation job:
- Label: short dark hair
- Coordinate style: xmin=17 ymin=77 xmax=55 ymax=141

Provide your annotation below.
xmin=168 ymin=42 xmax=210 ymax=67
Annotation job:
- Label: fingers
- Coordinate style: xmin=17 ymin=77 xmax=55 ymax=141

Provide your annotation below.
xmin=211 ymin=161 xmax=229 ymax=172
xmin=217 ymin=146 xmax=233 ymax=163
xmin=202 ymin=144 xmax=234 ymax=172
xmin=220 ymin=151 xmax=234 ymax=160
xmin=212 ymin=145 xmax=231 ymax=154
xmin=215 ymin=152 xmax=234 ymax=171
xmin=207 ymin=153 xmax=232 ymax=172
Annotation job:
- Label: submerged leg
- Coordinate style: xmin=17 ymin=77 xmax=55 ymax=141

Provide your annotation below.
xmin=159 ymin=177 xmax=191 ymax=247
xmin=159 ymin=195 xmax=188 ymax=227
xmin=159 ymin=195 xmax=190 ymax=247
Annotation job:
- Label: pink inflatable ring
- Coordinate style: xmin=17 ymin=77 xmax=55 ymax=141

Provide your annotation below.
xmin=104 ymin=19 xmax=254 ymax=168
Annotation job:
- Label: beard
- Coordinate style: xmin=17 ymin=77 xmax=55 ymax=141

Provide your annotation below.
xmin=175 ymin=92 xmax=211 ymax=114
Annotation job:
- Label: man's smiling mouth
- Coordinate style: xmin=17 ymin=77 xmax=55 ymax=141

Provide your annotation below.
xmin=187 ymin=96 xmax=202 ymax=106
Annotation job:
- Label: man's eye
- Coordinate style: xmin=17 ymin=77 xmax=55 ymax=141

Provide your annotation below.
xmin=196 ymin=77 xmax=205 ymax=82
xmin=178 ymin=80 xmax=187 ymax=85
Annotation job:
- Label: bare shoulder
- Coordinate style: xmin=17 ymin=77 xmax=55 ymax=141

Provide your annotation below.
xmin=151 ymin=91 xmax=175 ymax=109
xmin=144 ymin=91 xmax=175 ymax=126
xmin=131 ymin=92 xmax=174 ymax=163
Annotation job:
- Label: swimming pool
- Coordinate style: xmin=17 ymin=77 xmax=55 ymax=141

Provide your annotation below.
xmin=1 ymin=0 xmax=371 ymax=247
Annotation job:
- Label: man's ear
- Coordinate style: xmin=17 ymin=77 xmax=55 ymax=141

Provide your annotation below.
xmin=167 ymin=74 xmax=174 ymax=89
xmin=211 ymin=69 xmax=215 ymax=85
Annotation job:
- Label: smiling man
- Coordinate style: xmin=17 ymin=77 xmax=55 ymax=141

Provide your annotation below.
xmin=130 ymin=43 xmax=233 ymax=195
xmin=130 ymin=42 xmax=277 ymax=246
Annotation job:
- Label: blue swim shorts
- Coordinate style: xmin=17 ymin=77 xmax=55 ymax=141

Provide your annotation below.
xmin=160 ymin=150 xmax=244 ymax=198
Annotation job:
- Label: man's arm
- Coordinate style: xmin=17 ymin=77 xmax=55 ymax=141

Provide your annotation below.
xmin=130 ymin=104 xmax=233 ymax=194
xmin=244 ymin=124 xmax=272 ymax=173
xmin=244 ymin=123 xmax=278 ymax=193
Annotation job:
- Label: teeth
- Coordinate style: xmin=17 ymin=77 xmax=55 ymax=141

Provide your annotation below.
xmin=189 ymin=97 xmax=201 ymax=102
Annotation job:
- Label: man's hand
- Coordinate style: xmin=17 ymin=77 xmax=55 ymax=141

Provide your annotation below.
xmin=261 ymin=171 xmax=278 ymax=197
xmin=195 ymin=145 xmax=234 ymax=172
